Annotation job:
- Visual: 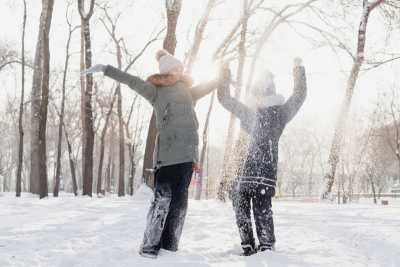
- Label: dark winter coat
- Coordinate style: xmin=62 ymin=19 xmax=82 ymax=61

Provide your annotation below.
xmin=104 ymin=65 xmax=220 ymax=169
xmin=218 ymin=66 xmax=307 ymax=194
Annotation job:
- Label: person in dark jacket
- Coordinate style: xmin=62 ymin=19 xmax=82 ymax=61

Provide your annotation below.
xmin=217 ymin=58 xmax=307 ymax=256
xmin=84 ymin=50 xmax=228 ymax=258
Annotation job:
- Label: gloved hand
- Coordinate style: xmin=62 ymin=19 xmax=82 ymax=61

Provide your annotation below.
xmin=81 ymin=64 xmax=106 ymax=76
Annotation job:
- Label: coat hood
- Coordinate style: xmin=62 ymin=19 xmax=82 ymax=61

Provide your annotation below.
xmin=147 ymin=73 xmax=193 ymax=88
xmin=248 ymin=93 xmax=285 ymax=110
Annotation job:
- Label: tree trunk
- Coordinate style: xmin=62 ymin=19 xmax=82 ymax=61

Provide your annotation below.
xmin=195 ymin=92 xmax=216 ymax=200
xmin=115 ymin=45 xmax=125 ymax=197
xmin=16 ymin=0 xmax=27 ymax=197
xmin=54 ymin=19 xmax=76 ymax=197
xmin=106 ymin=120 xmax=116 ymax=193
xmin=79 ymin=24 xmax=85 ymax=192
xmin=322 ymin=0 xmax=383 ymax=197
xmin=29 ymin=2 xmax=45 ymax=195
xmin=30 ymin=0 xmax=54 ymax=198
xmin=370 ymin=176 xmax=377 ymax=204
xmin=105 ymin=153 xmax=112 ymax=193
xmin=97 ymin=90 xmax=117 ymax=195
xmin=63 ymin=123 xmax=78 ymax=196
xmin=142 ymin=0 xmax=182 ymax=188
xmin=125 ymin=98 xmax=140 ymax=195
xmin=78 ymin=0 xmax=96 ymax=196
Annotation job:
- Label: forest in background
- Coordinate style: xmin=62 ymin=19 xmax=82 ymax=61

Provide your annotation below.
xmin=0 ymin=0 xmax=399 ymax=202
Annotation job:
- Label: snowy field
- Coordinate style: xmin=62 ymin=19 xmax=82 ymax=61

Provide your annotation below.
xmin=1 ymin=187 xmax=400 ymax=267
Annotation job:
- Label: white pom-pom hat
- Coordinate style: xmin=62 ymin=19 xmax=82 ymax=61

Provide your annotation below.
xmin=156 ymin=49 xmax=184 ymax=74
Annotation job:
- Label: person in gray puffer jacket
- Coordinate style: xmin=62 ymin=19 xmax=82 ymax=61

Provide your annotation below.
xmin=217 ymin=58 xmax=307 ymax=256
xmin=85 ymin=50 xmax=228 ymax=258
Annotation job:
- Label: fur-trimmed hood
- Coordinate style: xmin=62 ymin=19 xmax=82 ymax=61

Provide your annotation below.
xmin=147 ymin=73 xmax=193 ymax=88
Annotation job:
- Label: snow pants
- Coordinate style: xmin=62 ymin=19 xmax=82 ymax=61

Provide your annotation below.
xmin=232 ymin=179 xmax=276 ymax=250
xmin=141 ymin=162 xmax=193 ymax=253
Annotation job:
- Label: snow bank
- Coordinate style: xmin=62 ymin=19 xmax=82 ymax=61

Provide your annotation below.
xmin=1 ymin=194 xmax=399 ymax=267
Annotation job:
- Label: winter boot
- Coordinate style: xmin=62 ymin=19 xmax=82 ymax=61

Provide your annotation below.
xmin=258 ymin=244 xmax=275 ymax=252
xmin=139 ymin=248 xmax=158 ymax=259
xmin=240 ymin=244 xmax=257 ymax=256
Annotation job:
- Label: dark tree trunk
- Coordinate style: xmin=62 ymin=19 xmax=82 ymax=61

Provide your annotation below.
xmin=78 ymin=0 xmax=96 ymax=197
xmin=16 ymin=0 xmax=27 ymax=197
xmin=116 ymin=46 xmax=125 ymax=197
xmin=370 ymin=177 xmax=377 ymax=204
xmin=30 ymin=0 xmax=54 ymax=199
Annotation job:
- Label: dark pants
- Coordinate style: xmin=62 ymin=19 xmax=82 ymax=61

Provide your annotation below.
xmin=232 ymin=180 xmax=276 ymax=250
xmin=141 ymin=162 xmax=193 ymax=254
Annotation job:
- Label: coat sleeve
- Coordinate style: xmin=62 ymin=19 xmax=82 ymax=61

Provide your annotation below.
xmin=217 ymin=78 xmax=255 ymax=133
xmin=280 ymin=66 xmax=307 ymax=124
xmin=104 ymin=65 xmax=157 ymax=104
xmin=190 ymin=80 xmax=219 ymax=101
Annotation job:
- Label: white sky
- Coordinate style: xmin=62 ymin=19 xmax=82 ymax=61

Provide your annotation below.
xmin=0 ymin=0 xmax=399 ymax=148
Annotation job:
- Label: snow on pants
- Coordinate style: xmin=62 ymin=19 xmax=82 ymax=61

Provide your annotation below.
xmin=232 ymin=180 xmax=276 ymax=250
xmin=141 ymin=162 xmax=193 ymax=253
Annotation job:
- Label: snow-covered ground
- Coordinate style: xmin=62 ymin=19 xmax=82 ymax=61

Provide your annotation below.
xmin=1 ymin=187 xmax=399 ymax=267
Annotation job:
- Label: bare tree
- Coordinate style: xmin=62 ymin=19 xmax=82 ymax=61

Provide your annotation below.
xmin=78 ymin=0 xmax=96 ymax=196
xmin=142 ymin=0 xmax=183 ymax=188
xmin=54 ymin=3 xmax=79 ymax=197
xmin=322 ymin=0 xmax=385 ymax=198
xmin=16 ymin=0 xmax=27 ymax=197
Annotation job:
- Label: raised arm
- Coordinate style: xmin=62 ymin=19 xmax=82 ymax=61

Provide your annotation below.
xmin=83 ymin=64 xmax=157 ymax=104
xmin=217 ymin=68 xmax=255 ymax=133
xmin=281 ymin=58 xmax=307 ymax=124
xmin=190 ymin=79 xmax=219 ymax=101
xmin=104 ymin=65 xmax=157 ymax=104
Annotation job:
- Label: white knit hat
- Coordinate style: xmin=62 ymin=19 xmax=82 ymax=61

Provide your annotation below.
xmin=156 ymin=50 xmax=183 ymax=74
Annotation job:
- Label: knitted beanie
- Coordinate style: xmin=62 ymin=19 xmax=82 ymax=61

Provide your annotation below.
xmin=156 ymin=49 xmax=183 ymax=74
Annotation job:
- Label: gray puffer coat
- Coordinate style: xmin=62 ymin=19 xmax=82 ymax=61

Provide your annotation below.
xmin=104 ymin=65 xmax=219 ymax=169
